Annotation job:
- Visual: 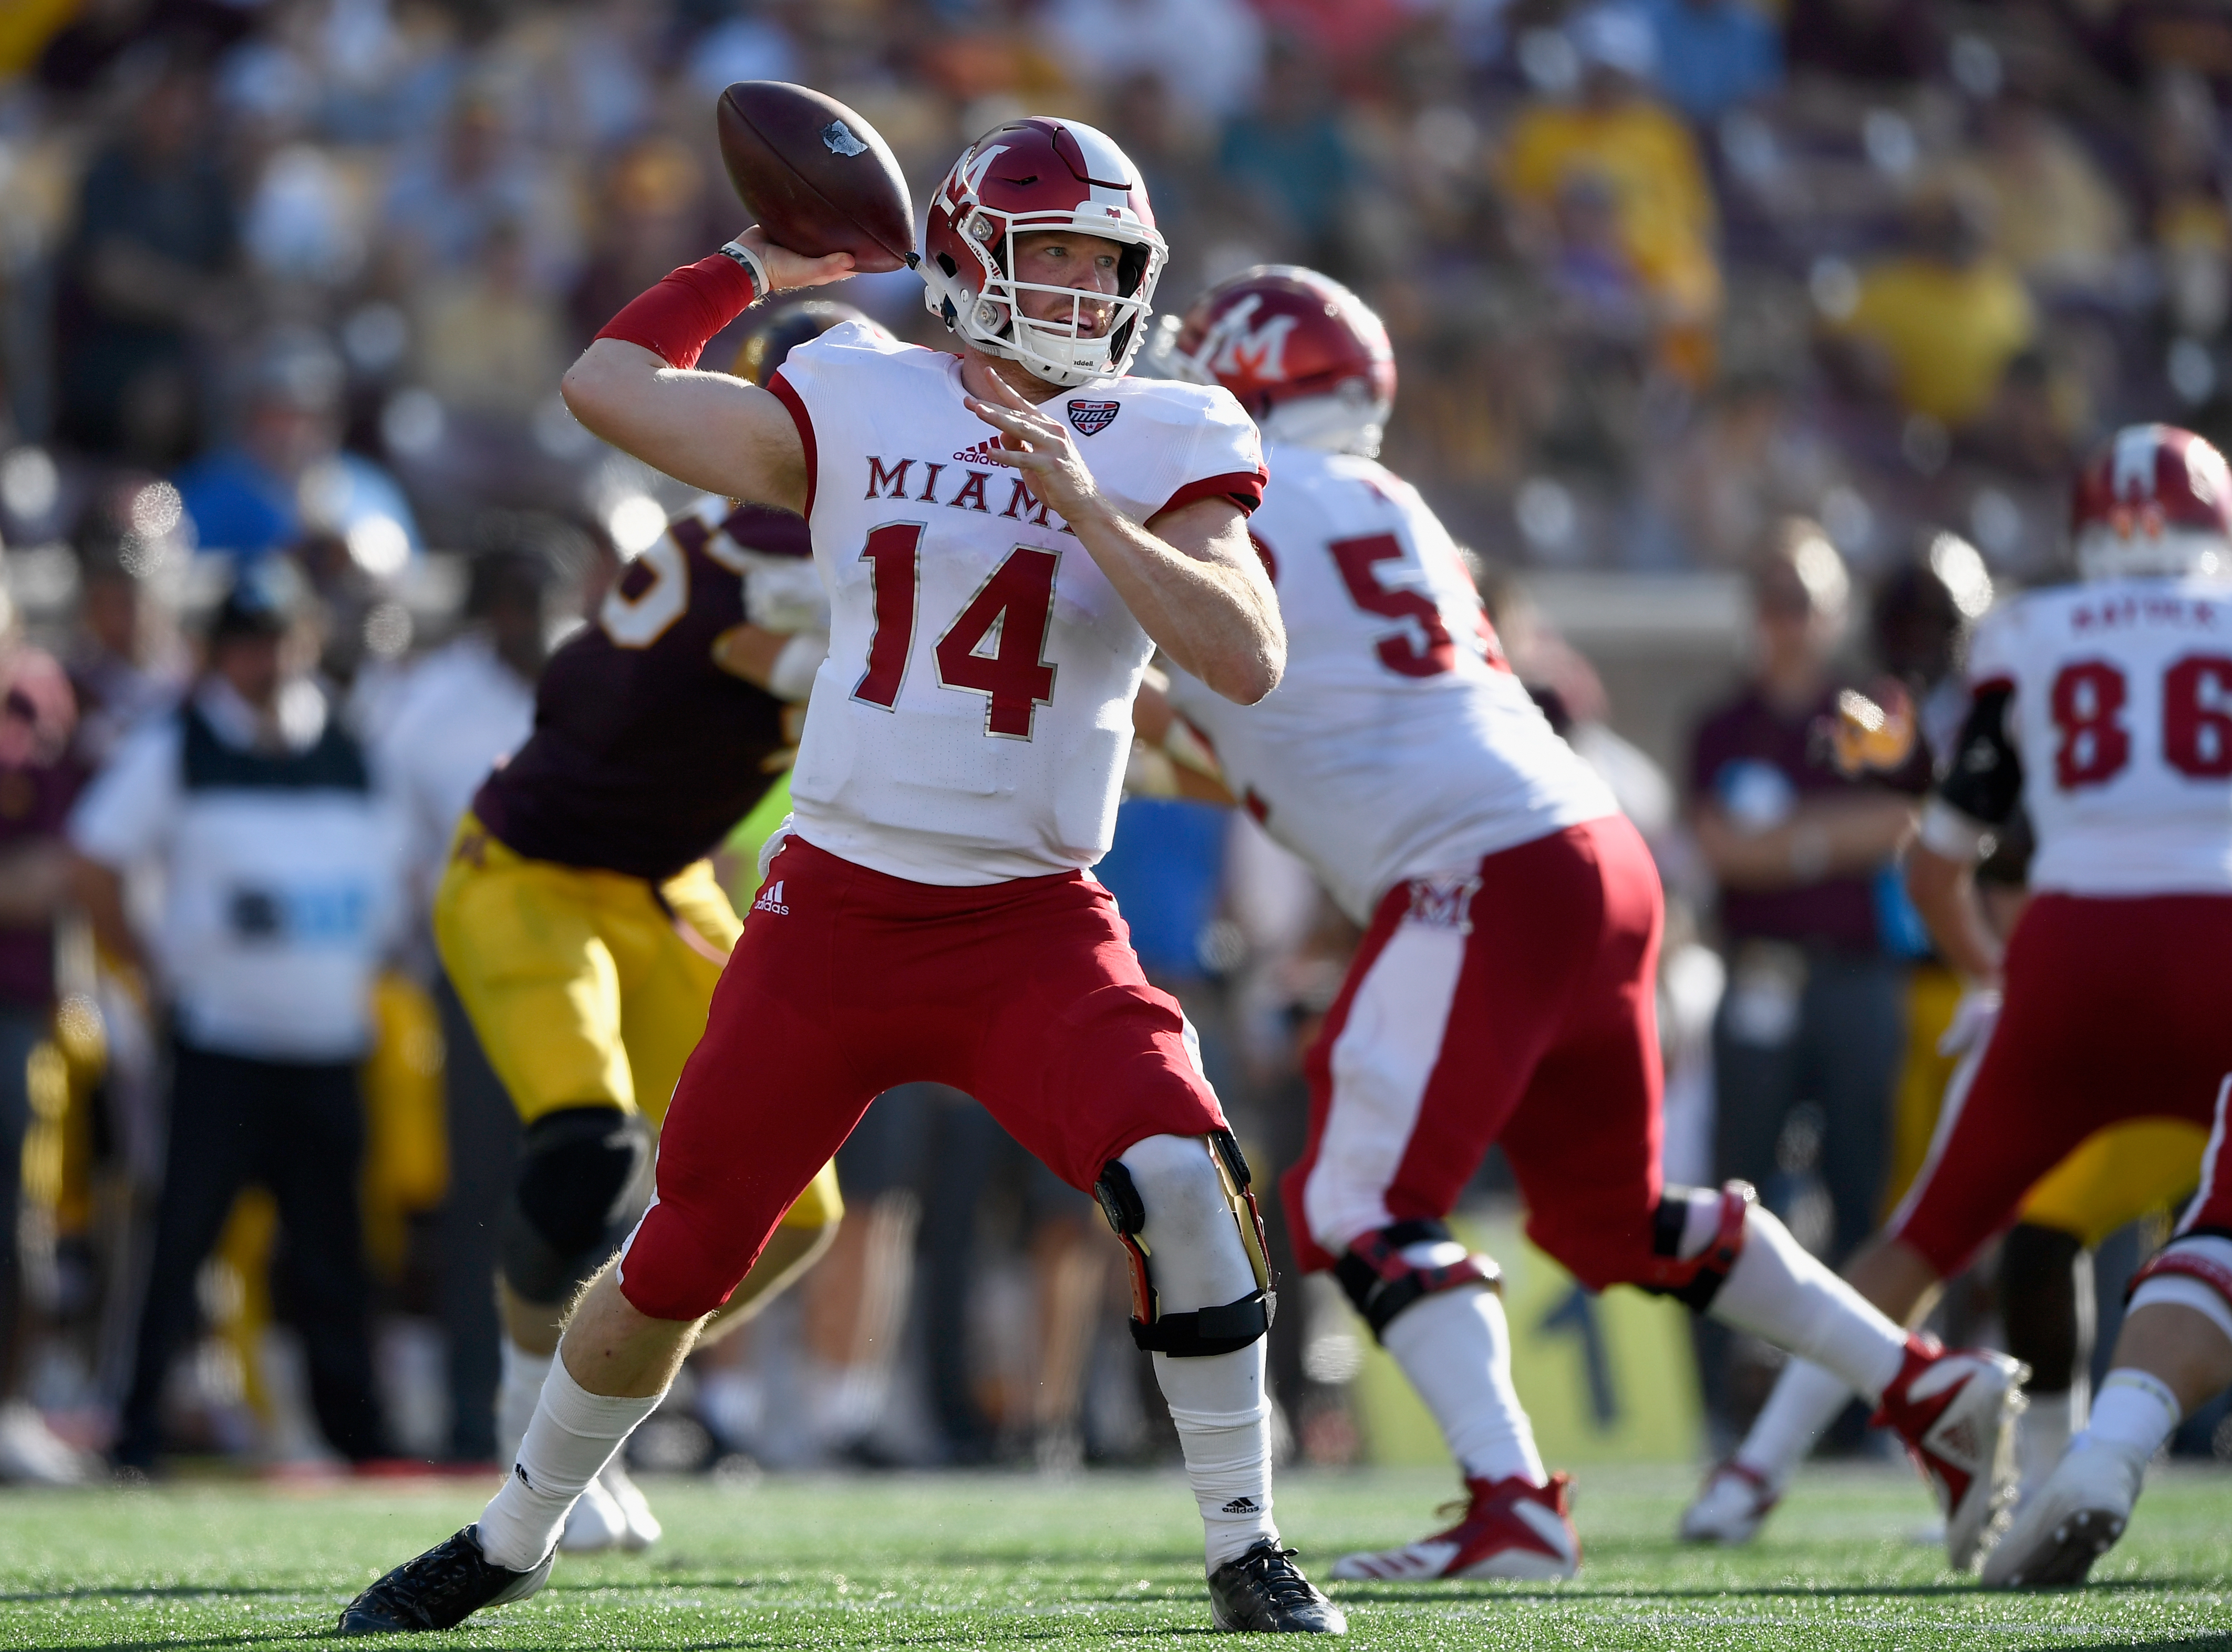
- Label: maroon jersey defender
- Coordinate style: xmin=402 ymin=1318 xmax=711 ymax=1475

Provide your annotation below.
xmin=472 ymin=501 xmax=802 ymax=881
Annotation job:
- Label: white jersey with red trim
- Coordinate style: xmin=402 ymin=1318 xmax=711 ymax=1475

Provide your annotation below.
xmin=1968 ymin=575 xmax=2232 ymax=895
xmin=770 ymin=321 xmax=1266 ymax=885
xmin=1164 ymin=442 xmax=1617 ymax=924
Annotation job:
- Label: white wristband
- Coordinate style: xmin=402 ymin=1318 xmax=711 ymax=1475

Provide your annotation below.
xmin=767 ymin=630 xmax=825 ymax=702
xmin=717 ymin=238 xmax=771 ymax=302
xmin=1918 ymin=796 xmax=1991 ymax=861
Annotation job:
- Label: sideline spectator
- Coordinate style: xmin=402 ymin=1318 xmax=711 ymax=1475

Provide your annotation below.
xmin=1687 ymin=521 xmax=1923 ymax=1265
xmin=410 ymin=222 xmax=570 ymax=425
xmin=1823 ymin=188 xmax=2037 ymax=432
xmin=371 ymin=539 xmax=553 ymax=1463
xmin=1628 ymin=0 xmax=1781 ymax=124
xmin=173 ymin=330 xmax=420 ymax=564
xmin=70 ymin=565 xmax=403 ymax=1471
xmin=0 ymin=612 xmax=90 ymax=1483
xmin=1502 ymin=9 xmax=1721 ymax=376
xmin=1941 ymin=95 xmax=2128 ymax=300
xmin=51 ymin=46 xmax=238 ymax=466
xmin=1217 ymin=35 xmax=1354 ymax=265
xmin=1039 ymin=0 xmax=1265 ymax=121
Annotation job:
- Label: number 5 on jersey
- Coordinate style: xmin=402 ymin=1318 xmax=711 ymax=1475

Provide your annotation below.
xmin=852 ymin=523 xmax=1061 ymax=739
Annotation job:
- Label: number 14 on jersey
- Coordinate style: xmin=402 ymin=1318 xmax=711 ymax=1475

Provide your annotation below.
xmin=851 ymin=524 xmax=1061 ymax=740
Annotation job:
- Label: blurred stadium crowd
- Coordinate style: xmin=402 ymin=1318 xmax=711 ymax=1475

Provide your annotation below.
xmin=0 ymin=0 xmax=2228 ymax=1483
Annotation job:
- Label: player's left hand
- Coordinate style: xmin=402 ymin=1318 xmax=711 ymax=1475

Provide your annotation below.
xmin=964 ymin=371 xmax=1100 ymax=522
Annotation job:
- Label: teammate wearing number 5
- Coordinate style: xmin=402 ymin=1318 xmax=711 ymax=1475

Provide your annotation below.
xmin=343 ymin=118 xmax=1345 ymax=1637
xmin=1139 ymin=267 xmax=2028 ymax=1584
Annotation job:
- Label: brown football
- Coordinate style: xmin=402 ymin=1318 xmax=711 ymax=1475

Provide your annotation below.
xmin=716 ymin=82 xmax=915 ymax=274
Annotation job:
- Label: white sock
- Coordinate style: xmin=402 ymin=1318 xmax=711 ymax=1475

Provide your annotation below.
xmin=1731 ymin=1356 xmax=1853 ymax=1487
xmin=1707 ymin=1205 xmax=1907 ymax=1401
xmin=497 ymin=1339 xmax=552 ymax=1467
xmin=2018 ymin=1389 xmax=2080 ymax=1498
xmin=2078 ymin=1369 xmax=2180 ymax=1460
xmin=1155 ymin=1344 xmax=1278 ymax=1573
xmin=1381 ymin=1283 xmax=1546 ymax=1487
xmin=476 ymin=1358 xmax=665 ymax=1570
xmin=801 ymin=1356 xmax=889 ymax=1449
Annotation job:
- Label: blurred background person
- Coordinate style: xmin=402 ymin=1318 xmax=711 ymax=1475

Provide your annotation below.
xmin=49 ymin=43 xmax=237 ymax=469
xmin=173 ymin=330 xmax=420 ymax=567
xmin=0 ymin=598 xmax=91 ymax=1483
xmin=68 ymin=565 xmax=402 ymax=1472
xmin=1686 ymin=522 xmax=1925 ymax=1442
xmin=370 ymin=526 xmax=566 ymax=1464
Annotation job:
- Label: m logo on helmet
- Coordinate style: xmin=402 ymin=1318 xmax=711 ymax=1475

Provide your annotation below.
xmin=1068 ymin=400 xmax=1120 ymax=437
xmin=1202 ymin=295 xmax=1299 ymax=383
xmin=946 ymin=143 xmax=1010 ymax=209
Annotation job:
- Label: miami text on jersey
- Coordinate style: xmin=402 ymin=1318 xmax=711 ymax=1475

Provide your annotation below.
xmin=864 ymin=455 xmax=1076 ymax=533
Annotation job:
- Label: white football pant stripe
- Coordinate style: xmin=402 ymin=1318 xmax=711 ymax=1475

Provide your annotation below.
xmin=1303 ymin=918 xmax=1466 ymax=1256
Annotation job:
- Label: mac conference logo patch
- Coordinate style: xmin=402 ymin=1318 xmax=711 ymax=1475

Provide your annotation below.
xmin=1067 ymin=400 xmax=1120 ymax=437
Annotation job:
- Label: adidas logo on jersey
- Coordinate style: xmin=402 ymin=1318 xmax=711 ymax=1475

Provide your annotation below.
xmin=752 ymin=880 xmax=790 ymax=917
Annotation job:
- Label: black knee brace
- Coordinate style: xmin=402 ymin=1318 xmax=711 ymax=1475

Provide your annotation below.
xmin=1095 ymin=1130 xmax=1277 ymax=1358
xmin=1637 ymin=1181 xmax=1754 ymax=1311
xmin=500 ymin=1106 xmax=656 ymax=1306
xmin=1334 ymin=1219 xmax=1502 ymax=1342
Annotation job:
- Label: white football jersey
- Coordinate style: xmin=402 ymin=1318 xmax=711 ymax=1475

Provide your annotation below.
xmin=1967 ymin=575 xmax=2232 ymax=895
xmin=771 ymin=322 xmax=1266 ymax=885
xmin=1165 ymin=443 xmax=1617 ymax=925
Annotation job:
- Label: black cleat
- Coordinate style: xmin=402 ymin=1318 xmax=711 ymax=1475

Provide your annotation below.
xmin=337 ymin=1525 xmax=552 ymax=1634
xmin=1208 ymin=1541 xmax=1347 ymax=1634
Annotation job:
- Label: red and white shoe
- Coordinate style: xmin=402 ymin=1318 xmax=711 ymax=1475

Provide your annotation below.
xmin=1678 ymin=1460 xmax=1780 ymax=1545
xmin=1327 ymin=1473 xmax=1579 ymax=1582
xmin=1873 ymin=1338 xmax=2029 ymax=1572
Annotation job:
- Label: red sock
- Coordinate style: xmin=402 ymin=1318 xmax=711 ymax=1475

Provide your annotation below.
xmin=594 ymin=253 xmax=761 ymax=370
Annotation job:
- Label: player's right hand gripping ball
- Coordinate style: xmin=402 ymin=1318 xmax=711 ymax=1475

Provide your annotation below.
xmin=717 ymin=81 xmax=914 ymax=272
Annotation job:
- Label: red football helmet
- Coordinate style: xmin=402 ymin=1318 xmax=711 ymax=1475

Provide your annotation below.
xmin=2071 ymin=423 xmax=2232 ymax=580
xmin=1151 ymin=266 xmax=1397 ymax=456
xmin=922 ymin=117 xmax=1167 ymax=389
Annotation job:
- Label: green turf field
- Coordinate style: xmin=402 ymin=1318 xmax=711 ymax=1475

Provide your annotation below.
xmin=1 ymin=1463 xmax=2228 ymax=1649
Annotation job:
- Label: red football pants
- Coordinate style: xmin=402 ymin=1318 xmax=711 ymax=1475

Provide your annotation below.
xmin=619 ymin=835 xmax=1226 ymax=1319
xmin=1889 ymin=892 xmax=2232 ymax=1275
xmin=1280 ymin=814 xmax=1669 ymax=1291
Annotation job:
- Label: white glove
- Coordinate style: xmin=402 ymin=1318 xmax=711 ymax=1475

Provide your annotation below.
xmin=766 ymin=631 xmax=825 ymax=702
xmin=1937 ymin=988 xmax=2002 ymax=1058
xmin=738 ymin=551 xmax=829 ymax=634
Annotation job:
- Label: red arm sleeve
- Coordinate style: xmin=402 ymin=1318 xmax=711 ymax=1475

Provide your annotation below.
xmin=593 ymin=254 xmax=761 ymax=371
